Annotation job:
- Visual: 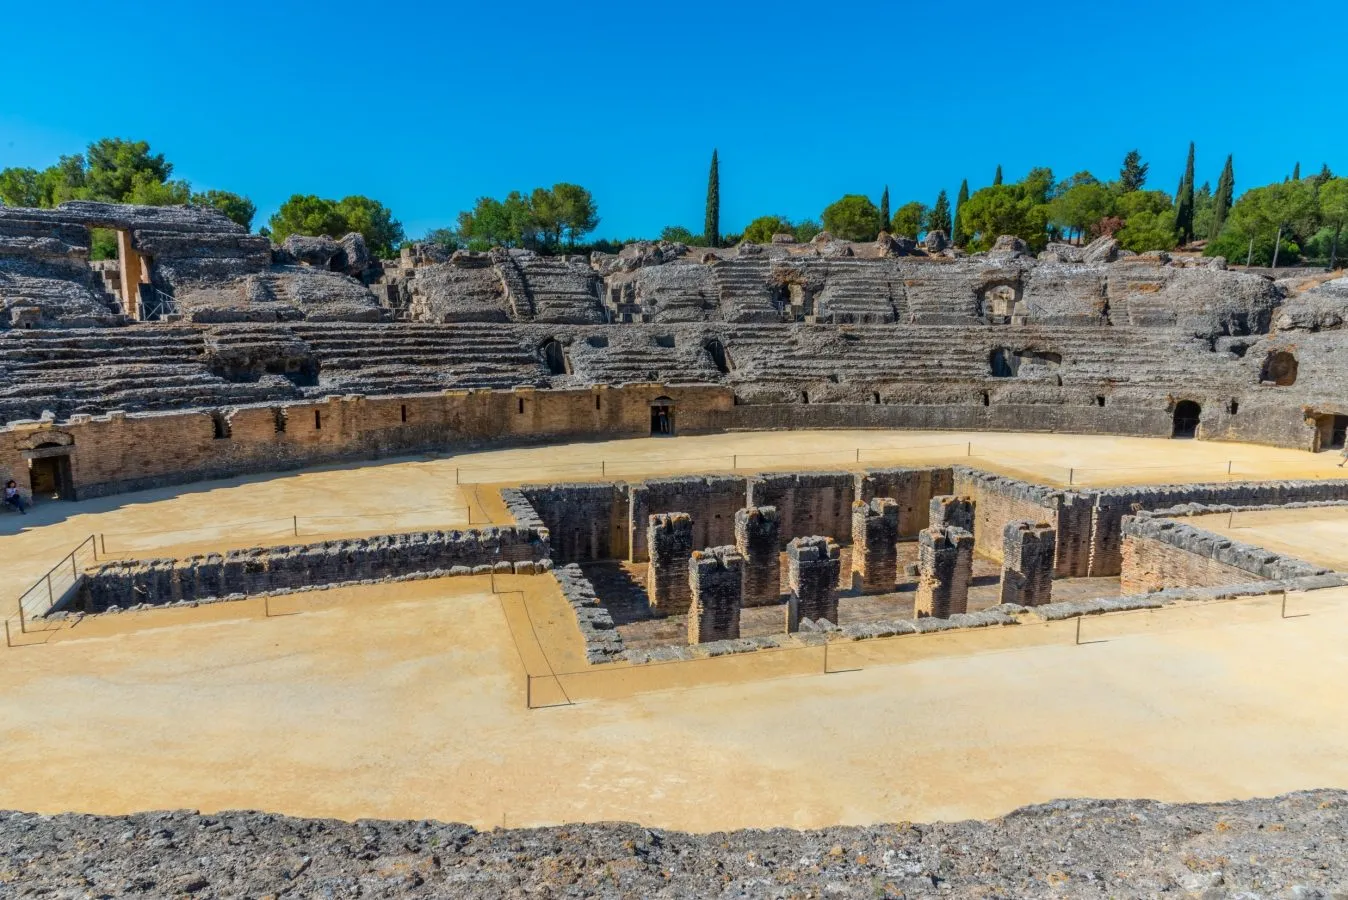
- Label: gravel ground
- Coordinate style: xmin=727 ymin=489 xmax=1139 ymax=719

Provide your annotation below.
xmin=3 ymin=791 xmax=1347 ymax=898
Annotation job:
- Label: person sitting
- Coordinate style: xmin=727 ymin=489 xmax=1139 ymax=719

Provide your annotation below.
xmin=3 ymin=480 xmax=26 ymax=515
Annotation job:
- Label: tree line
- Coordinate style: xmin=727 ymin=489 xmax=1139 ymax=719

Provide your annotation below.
xmin=3 ymin=139 xmax=1345 ymax=269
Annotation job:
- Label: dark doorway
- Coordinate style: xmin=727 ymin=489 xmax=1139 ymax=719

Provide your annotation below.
xmin=1320 ymin=415 xmax=1348 ymax=450
xmin=704 ymin=338 xmax=732 ymax=374
xmin=650 ymin=399 xmax=674 ymax=436
xmin=540 ymin=339 xmax=569 ymax=376
xmin=1172 ymin=400 xmax=1202 ymax=438
xmin=1260 ymin=350 xmax=1298 ymax=386
xmin=28 ymin=454 xmax=72 ymax=501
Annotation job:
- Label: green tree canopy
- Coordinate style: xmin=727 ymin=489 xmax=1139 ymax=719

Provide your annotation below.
xmin=742 ymin=215 xmax=794 ymax=243
xmin=1205 ymin=180 xmax=1316 ymax=266
xmin=1315 ymin=178 xmax=1348 ymax=268
xmin=888 ymin=201 xmax=927 ymax=239
xmin=953 ymin=179 xmax=970 ymax=246
xmin=821 ymin=194 xmax=883 ymax=241
xmin=659 ymin=225 xmax=703 ymax=246
xmin=84 ymin=138 xmax=172 ymax=202
xmin=454 ymin=185 xmax=598 ymax=253
xmin=927 ymin=190 xmax=952 ymax=237
xmin=268 ymin=194 xmax=405 ymax=257
xmin=190 ymin=190 xmax=257 ymax=230
xmin=1116 ymin=208 xmax=1179 ymax=253
xmin=958 ymin=175 xmax=1052 ymax=252
xmin=1048 ymin=181 xmax=1112 ymax=244
xmin=1119 ymin=150 xmax=1149 ymax=192
xmin=704 ymin=150 xmax=720 ymax=249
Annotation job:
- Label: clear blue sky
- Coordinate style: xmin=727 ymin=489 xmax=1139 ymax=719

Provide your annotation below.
xmin=2 ymin=0 xmax=1344 ymax=240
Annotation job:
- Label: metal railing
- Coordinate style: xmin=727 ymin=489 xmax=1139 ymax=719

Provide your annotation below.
xmin=14 ymin=535 xmax=97 ymax=632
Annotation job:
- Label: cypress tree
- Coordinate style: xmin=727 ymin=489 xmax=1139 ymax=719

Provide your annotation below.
xmin=953 ymin=179 xmax=970 ymax=246
xmin=930 ymin=189 xmax=952 ymax=236
xmin=1212 ymin=154 xmax=1234 ymax=239
xmin=1175 ymin=142 xmax=1196 ymax=243
xmin=1292 ymin=161 xmax=1301 ymax=181
xmin=993 ymin=165 xmax=1003 ymax=186
xmin=704 ymin=149 xmax=720 ymax=249
xmin=879 ymin=186 xmax=890 ymax=235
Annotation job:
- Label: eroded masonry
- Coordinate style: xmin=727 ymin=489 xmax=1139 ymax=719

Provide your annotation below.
xmin=5 ymin=201 xmax=1348 ymax=503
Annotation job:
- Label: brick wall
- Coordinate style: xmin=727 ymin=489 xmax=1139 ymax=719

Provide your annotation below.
xmin=748 ymin=472 xmax=854 ymax=549
xmin=518 ymin=482 xmax=627 ymax=562
xmin=1119 ymin=516 xmax=1328 ymax=594
xmin=856 ymin=466 xmax=953 ymax=537
xmin=627 ymin=475 xmax=745 ymax=563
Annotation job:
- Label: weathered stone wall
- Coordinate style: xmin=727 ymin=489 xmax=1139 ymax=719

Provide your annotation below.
xmin=688 ymin=547 xmax=744 ymax=644
xmin=929 ymin=494 xmax=976 ymax=532
xmin=0 ymin=384 xmax=732 ymax=503
xmin=76 ymin=527 xmax=549 ymax=611
xmin=747 ymin=472 xmax=854 ymax=549
xmin=518 ymin=482 xmax=627 ymax=562
xmin=734 ymin=505 xmax=781 ymax=606
xmin=552 ymin=563 xmax=623 ymax=664
xmin=915 ymin=526 xmax=973 ymax=618
xmin=1089 ymin=480 xmax=1348 ymax=577
xmin=647 ymin=513 xmax=694 ymax=614
xmin=951 ymin=466 xmax=1061 ymax=565
xmin=627 ymin=475 xmax=745 ymax=563
xmin=786 ymin=536 xmax=841 ymax=628
xmin=851 ymin=498 xmax=899 ymax=594
xmin=855 ymin=466 xmax=953 ymax=537
xmin=1119 ymin=516 xmax=1329 ymax=594
xmin=999 ymin=522 xmax=1057 ymax=606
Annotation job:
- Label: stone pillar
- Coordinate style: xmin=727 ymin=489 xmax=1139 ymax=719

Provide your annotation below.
xmin=688 ymin=546 xmax=744 ymax=645
xmin=647 ymin=512 xmax=694 ymax=614
xmin=734 ymin=505 xmax=780 ymax=606
xmin=999 ymin=521 xmax=1056 ymax=606
xmin=116 ymin=229 xmax=150 ymax=320
xmin=850 ymin=497 xmax=899 ymax=594
xmin=786 ymin=536 xmax=841 ymax=630
xmin=915 ymin=525 xmax=973 ymax=619
xmin=929 ymin=495 xmax=976 ymax=533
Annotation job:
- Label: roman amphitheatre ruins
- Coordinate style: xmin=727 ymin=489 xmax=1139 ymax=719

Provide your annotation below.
xmin=5 ymin=200 xmax=1348 ymax=893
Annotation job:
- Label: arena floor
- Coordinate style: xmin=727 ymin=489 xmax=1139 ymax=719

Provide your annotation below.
xmin=1194 ymin=505 xmax=1348 ymax=571
xmin=3 ymin=430 xmax=1346 ymax=831
xmin=2 ymin=575 xmax=1345 ymax=831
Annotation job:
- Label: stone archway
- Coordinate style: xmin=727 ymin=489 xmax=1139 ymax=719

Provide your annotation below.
xmin=650 ymin=396 xmax=675 ymax=436
xmin=1172 ymin=400 xmax=1202 ymax=439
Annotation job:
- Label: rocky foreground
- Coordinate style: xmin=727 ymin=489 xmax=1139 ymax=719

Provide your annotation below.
xmin=3 ymin=792 xmax=1346 ymax=898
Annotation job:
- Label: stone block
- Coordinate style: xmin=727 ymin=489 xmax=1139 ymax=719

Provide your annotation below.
xmin=734 ymin=505 xmax=780 ymax=606
xmin=688 ymin=546 xmax=744 ymax=645
xmin=786 ymin=536 xmax=841 ymax=630
xmin=999 ymin=521 xmax=1056 ymax=606
xmin=851 ymin=497 xmax=899 ymax=594
xmin=915 ymin=525 xmax=973 ymax=619
xmin=646 ymin=512 xmax=694 ymax=614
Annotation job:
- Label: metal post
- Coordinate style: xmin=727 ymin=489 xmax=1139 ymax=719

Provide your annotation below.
xmin=293 ymin=516 xmax=298 ymax=537
xmin=733 ymin=454 xmax=737 ymax=469
xmin=4 ymin=619 xmax=11 ymax=648
xmin=1075 ymin=616 xmax=1081 ymax=645
xmin=526 ymin=675 xmax=531 ymax=710
xmin=855 ymin=448 xmax=860 ymax=462
xmin=1281 ymin=589 xmax=1288 ymax=619
xmin=455 ymin=467 xmax=460 ymax=485
xmin=601 ymin=460 xmax=606 ymax=476
xmin=71 ymin=552 xmax=77 ymax=578
xmin=1068 ymin=468 xmax=1074 ymax=486
xmin=967 ymin=442 xmax=972 ymax=457
xmin=100 ymin=533 xmax=106 ymax=556
xmin=18 ymin=597 xmax=26 ymax=634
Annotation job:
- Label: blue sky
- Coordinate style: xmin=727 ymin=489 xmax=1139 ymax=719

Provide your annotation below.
xmin=2 ymin=0 xmax=1344 ymax=240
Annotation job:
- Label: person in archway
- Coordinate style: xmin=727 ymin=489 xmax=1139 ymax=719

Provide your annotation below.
xmin=3 ymin=479 xmax=26 ymax=514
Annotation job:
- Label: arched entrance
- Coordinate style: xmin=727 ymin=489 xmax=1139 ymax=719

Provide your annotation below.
xmin=1172 ymin=400 xmax=1202 ymax=439
xmin=26 ymin=443 xmax=75 ymax=501
xmin=650 ymin=396 xmax=675 ymax=436
xmin=539 ymin=339 xmax=569 ymax=376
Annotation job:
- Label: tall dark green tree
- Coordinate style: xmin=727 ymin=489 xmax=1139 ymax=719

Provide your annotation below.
xmin=928 ymin=189 xmax=952 ymax=236
xmin=953 ymin=179 xmax=970 ymax=246
xmin=1175 ymin=142 xmax=1196 ymax=243
xmin=1212 ymin=154 xmax=1235 ymax=239
xmin=878 ymin=186 xmax=890 ymax=235
xmin=993 ymin=165 xmax=1003 ymax=186
xmin=704 ymin=149 xmax=720 ymax=249
xmin=1119 ymin=149 xmax=1148 ymax=192
xmin=1292 ymin=162 xmax=1301 ymax=181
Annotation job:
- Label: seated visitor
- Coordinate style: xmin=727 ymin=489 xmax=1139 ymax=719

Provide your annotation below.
xmin=3 ymin=480 xmax=26 ymax=515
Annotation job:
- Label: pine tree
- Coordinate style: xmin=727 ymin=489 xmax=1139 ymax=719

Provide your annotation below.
xmin=953 ymin=179 xmax=970 ymax=246
xmin=1175 ymin=142 xmax=1196 ymax=244
xmin=1212 ymin=154 xmax=1234 ymax=239
xmin=993 ymin=165 xmax=1003 ymax=186
xmin=704 ymin=149 xmax=720 ymax=249
xmin=878 ymin=186 xmax=890 ymax=236
xmin=1119 ymin=149 xmax=1148 ymax=192
xmin=1292 ymin=161 xmax=1301 ymax=181
xmin=929 ymin=189 xmax=952 ymax=236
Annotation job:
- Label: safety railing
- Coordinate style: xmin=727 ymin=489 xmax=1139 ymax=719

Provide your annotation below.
xmin=14 ymin=535 xmax=97 ymax=632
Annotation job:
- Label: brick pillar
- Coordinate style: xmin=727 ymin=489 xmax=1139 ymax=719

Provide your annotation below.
xmin=850 ymin=497 xmax=899 ymax=594
xmin=786 ymin=536 xmax=841 ymax=630
xmin=999 ymin=521 xmax=1057 ymax=606
xmin=688 ymin=546 xmax=744 ymax=644
xmin=647 ymin=512 xmax=694 ymax=614
xmin=915 ymin=525 xmax=973 ymax=619
xmin=735 ymin=505 xmax=780 ymax=607
xmin=929 ymin=495 xmax=976 ymax=533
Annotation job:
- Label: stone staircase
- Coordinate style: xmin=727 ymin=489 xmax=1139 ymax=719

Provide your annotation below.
xmin=0 ymin=326 xmax=295 ymax=422
xmin=813 ymin=259 xmax=903 ymax=324
xmin=515 ymin=258 xmax=604 ymax=323
xmin=288 ymin=323 xmax=548 ymax=393
xmin=711 ymin=258 xmax=781 ymax=322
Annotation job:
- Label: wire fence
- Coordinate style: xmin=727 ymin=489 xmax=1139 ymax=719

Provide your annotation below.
xmin=94 ymin=505 xmax=483 ymax=556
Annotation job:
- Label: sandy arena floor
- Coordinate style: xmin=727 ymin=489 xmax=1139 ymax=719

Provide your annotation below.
xmin=2 ymin=575 xmax=1346 ymax=831
xmin=1193 ymin=505 xmax=1348 ymax=571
